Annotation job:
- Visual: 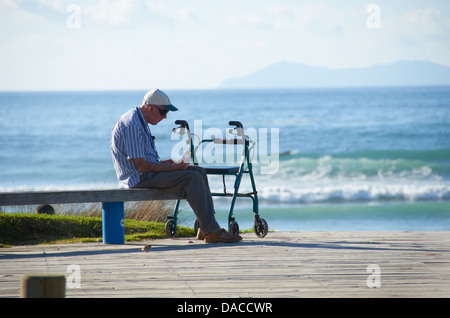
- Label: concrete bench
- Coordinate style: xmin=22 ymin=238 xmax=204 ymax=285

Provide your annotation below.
xmin=0 ymin=189 xmax=178 ymax=244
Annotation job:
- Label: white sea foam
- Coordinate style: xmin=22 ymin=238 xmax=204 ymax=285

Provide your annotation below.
xmin=256 ymin=181 xmax=450 ymax=203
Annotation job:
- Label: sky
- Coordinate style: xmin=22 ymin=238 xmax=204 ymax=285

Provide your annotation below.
xmin=1 ymin=0 xmax=449 ymax=91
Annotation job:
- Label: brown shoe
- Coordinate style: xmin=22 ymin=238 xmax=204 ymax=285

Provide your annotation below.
xmin=204 ymin=229 xmax=242 ymax=243
xmin=196 ymin=228 xmax=205 ymax=240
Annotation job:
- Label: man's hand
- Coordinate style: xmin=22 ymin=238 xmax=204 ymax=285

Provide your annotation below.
xmin=161 ymin=159 xmax=189 ymax=171
xmin=171 ymin=161 xmax=190 ymax=171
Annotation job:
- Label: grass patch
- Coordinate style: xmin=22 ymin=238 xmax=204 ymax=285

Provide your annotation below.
xmin=0 ymin=213 xmax=195 ymax=247
xmin=56 ymin=201 xmax=176 ymax=223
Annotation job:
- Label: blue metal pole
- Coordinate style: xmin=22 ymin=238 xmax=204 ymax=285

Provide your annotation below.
xmin=102 ymin=202 xmax=125 ymax=244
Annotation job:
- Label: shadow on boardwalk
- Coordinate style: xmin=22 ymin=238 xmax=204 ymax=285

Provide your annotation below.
xmin=1 ymin=236 xmax=442 ymax=260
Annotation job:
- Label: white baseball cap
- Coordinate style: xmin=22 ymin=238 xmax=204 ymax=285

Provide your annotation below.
xmin=143 ymin=88 xmax=178 ymax=111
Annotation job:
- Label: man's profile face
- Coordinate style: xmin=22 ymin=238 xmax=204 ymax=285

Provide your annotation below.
xmin=141 ymin=104 xmax=167 ymax=125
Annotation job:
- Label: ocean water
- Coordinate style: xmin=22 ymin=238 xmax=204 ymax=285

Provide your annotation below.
xmin=1 ymin=87 xmax=449 ymax=231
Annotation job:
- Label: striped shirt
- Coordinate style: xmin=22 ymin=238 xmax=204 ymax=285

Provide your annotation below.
xmin=111 ymin=107 xmax=160 ymax=188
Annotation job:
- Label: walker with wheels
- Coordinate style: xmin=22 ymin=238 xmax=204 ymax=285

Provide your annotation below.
xmin=165 ymin=120 xmax=268 ymax=238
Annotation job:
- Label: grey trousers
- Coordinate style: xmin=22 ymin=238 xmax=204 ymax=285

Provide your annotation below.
xmin=133 ymin=165 xmax=221 ymax=235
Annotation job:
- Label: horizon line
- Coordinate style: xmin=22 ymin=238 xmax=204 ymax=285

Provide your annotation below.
xmin=1 ymin=84 xmax=450 ymax=93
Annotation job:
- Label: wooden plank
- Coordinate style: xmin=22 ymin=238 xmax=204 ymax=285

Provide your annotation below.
xmin=0 ymin=189 xmax=178 ymax=206
xmin=0 ymin=231 xmax=449 ymax=298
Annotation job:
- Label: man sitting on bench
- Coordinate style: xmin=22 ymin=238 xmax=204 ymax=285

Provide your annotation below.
xmin=110 ymin=88 xmax=242 ymax=243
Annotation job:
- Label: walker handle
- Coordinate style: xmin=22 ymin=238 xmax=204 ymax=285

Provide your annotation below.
xmin=229 ymin=121 xmax=243 ymax=129
xmin=229 ymin=121 xmax=244 ymax=137
xmin=175 ymin=120 xmax=190 ymax=131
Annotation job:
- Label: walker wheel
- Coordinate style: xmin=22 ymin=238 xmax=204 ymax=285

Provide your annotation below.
xmin=165 ymin=218 xmax=176 ymax=238
xmin=229 ymin=220 xmax=240 ymax=235
xmin=254 ymin=218 xmax=268 ymax=238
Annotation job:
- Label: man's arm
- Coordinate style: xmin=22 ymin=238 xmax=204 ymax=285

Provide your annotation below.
xmin=133 ymin=158 xmax=189 ymax=173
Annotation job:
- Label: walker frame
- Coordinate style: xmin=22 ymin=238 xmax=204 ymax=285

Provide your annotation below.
xmin=165 ymin=120 xmax=268 ymax=238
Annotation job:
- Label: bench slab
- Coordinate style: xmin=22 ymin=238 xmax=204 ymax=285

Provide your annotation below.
xmin=0 ymin=189 xmax=178 ymax=206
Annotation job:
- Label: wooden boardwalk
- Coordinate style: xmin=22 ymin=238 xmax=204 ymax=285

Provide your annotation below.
xmin=1 ymin=231 xmax=449 ymax=298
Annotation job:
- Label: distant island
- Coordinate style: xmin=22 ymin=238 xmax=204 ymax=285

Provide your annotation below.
xmin=218 ymin=60 xmax=450 ymax=89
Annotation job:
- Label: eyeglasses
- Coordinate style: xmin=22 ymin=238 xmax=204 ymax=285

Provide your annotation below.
xmin=154 ymin=105 xmax=169 ymax=117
